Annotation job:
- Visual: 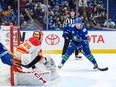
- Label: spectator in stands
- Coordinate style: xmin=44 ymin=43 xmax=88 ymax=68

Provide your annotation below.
xmin=95 ymin=13 xmax=105 ymax=27
xmin=78 ymin=4 xmax=88 ymax=18
xmin=34 ymin=5 xmax=44 ymax=24
xmin=6 ymin=9 xmax=17 ymax=25
xmin=0 ymin=0 xmax=7 ymax=10
xmin=40 ymin=0 xmax=46 ymax=13
xmin=62 ymin=1 xmax=70 ymax=11
xmin=21 ymin=20 xmax=27 ymax=30
xmin=95 ymin=23 xmax=103 ymax=29
xmin=78 ymin=0 xmax=88 ymax=7
xmin=81 ymin=12 xmax=88 ymax=23
xmin=91 ymin=6 xmax=99 ymax=18
xmin=87 ymin=0 xmax=95 ymax=7
xmin=85 ymin=22 xmax=94 ymax=30
xmin=48 ymin=15 xmax=60 ymax=30
xmin=103 ymin=17 xmax=116 ymax=28
xmin=0 ymin=0 xmax=114 ymax=30
xmin=56 ymin=16 xmax=65 ymax=30
xmin=20 ymin=13 xmax=25 ymax=25
xmin=25 ymin=0 xmax=35 ymax=22
xmin=69 ymin=0 xmax=76 ymax=10
xmin=94 ymin=0 xmax=103 ymax=8
xmin=1 ymin=5 xmax=13 ymax=17
xmin=89 ymin=17 xmax=97 ymax=29
xmin=1 ymin=5 xmax=17 ymax=25
xmin=63 ymin=9 xmax=70 ymax=20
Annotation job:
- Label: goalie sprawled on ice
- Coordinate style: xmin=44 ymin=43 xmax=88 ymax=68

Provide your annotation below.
xmin=0 ymin=29 xmax=59 ymax=85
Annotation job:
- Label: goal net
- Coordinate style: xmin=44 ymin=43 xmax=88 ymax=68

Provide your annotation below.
xmin=0 ymin=25 xmax=20 ymax=86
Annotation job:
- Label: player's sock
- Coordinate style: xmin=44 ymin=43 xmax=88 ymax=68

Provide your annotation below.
xmin=58 ymin=55 xmax=69 ymax=69
xmin=88 ymin=55 xmax=98 ymax=67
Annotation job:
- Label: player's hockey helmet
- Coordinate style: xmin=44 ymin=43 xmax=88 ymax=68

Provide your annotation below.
xmin=74 ymin=17 xmax=82 ymax=24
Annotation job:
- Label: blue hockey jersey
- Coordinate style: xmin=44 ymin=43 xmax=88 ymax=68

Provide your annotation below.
xmin=0 ymin=43 xmax=12 ymax=66
xmin=62 ymin=23 xmax=88 ymax=42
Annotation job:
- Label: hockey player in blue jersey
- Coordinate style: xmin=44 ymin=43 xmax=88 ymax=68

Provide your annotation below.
xmin=0 ymin=42 xmax=44 ymax=68
xmin=58 ymin=17 xmax=108 ymax=71
xmin=0 ymin=42 xmax=13 ymax=66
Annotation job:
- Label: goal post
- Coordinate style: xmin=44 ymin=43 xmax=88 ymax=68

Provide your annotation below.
xmin=10 ymin=25 xmax=20 ymax=86
xmin=9 ymin=25 xmax=20 ymax=85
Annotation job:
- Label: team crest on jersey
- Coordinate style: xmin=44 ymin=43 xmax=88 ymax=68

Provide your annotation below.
xmin=83 ymin=28 xmax=87 ymax=32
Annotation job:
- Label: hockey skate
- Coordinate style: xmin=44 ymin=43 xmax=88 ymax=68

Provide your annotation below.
xmin=58 ymin=63 xmax=64 ymax=69
xmin=75 ymin=55 xmax=82 ymax=60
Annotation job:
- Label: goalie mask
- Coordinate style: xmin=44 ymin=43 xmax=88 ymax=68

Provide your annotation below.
xmin=33 ymin=29 xmax=43 ymax=40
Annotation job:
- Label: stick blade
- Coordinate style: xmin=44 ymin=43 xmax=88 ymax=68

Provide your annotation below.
xmin=98 ymin=67 xmax=108 ymax=71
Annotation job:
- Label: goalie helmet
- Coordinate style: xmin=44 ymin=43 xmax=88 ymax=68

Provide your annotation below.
xmin=33 ymin=29 xmax=43 ymax=40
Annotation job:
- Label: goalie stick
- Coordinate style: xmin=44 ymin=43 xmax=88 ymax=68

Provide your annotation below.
xmin=31 ymin=69 xmax=47 ymax=84
xmin=71 ymin=41 xmax=108 ymax=71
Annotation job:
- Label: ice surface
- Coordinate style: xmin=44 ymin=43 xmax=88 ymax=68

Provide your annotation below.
xmin=0 ymin=54 xmax=116 ymax=87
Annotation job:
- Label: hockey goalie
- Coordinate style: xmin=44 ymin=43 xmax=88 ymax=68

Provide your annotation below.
xmin=13 ymin=29 xmax=59 ymax=85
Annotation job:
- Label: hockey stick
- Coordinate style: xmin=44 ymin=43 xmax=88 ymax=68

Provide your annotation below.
xmin=31 ymin=69 xmax=47 ymax=84
xmin=81 ymin=50 xmax=108 ymax=71
xmin=2 ymin=44 xmax=47 ymax=84
xmin=71 ymin=41 xmax=108 ymax=71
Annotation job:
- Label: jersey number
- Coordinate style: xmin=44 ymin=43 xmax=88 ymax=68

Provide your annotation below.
xmin=23 ymin=42 xmax=31 ymax=49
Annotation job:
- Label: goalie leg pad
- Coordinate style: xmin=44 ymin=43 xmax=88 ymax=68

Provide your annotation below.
xmin=14 ymin=71 xmax=51 ymax=85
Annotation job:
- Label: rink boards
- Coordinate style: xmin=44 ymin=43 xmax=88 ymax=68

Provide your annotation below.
xmin=0 ymin=30 xmax=116 ymax=54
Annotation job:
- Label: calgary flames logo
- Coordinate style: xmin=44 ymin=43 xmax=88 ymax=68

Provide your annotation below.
xmin=45 ymin=34 xmax=60 ymax=45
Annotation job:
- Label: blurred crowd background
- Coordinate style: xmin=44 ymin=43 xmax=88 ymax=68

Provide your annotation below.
xmin=0 ymin=0 xmax=116 ymax=30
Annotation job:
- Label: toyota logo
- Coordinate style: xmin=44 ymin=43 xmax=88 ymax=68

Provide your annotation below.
xmin=45 ymin=34 xmax=60 ymax=45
